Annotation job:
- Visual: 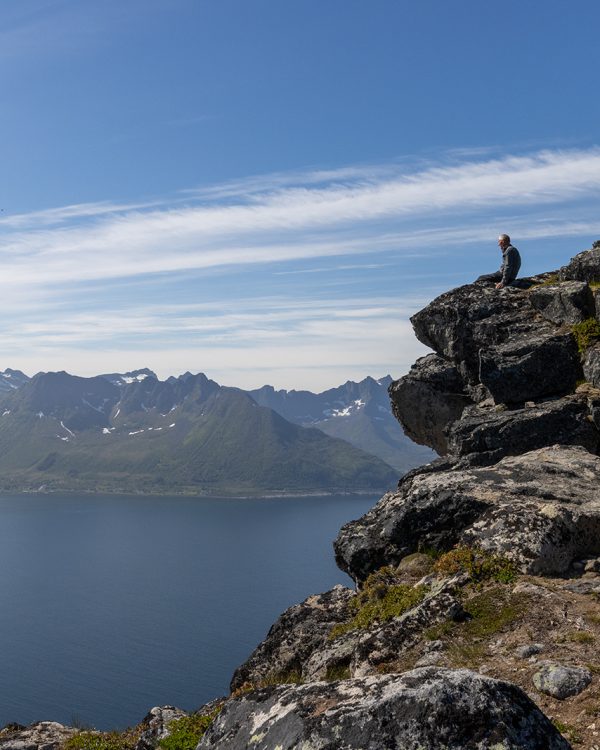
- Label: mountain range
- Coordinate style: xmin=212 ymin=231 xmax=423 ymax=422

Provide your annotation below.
xmin=0 ymin=369 xmax=432 ymax=495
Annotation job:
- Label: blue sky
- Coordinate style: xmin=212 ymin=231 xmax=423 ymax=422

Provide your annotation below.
xmin=1 ymin=0 xmax=600 ymax=390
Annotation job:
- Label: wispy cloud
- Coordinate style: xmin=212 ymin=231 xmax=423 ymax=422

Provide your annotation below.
xmin=1 ymin=147 xmax=600 ymax=292
xmin=1 ymin=146 xmax=599 ymax=387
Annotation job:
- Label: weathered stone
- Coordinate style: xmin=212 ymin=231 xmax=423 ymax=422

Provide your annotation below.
xmin=410 ymin=282 xmax=552 ymax=384
xmin=348 ymin=577 xmax=466 ymax=677
xmin=529 ymin=281 xmax=595 ymax=325
xmin=0 ymin=722 xmax=77 ymax=750
xmin=516 ymin=643 xmax=544 ymax=659
xmin=230 ymin=585 xmax=355 ymax=691
xmin=594 ymin=287 xmax=600 ymax=319
xmin=584 ymin=344 xmax=600 ymax=389
xmin=335 ymin=445 xmax=600 ymax=583
xmin=559 ymin=245 xmax=600 ymax=284
xmin=478 ymin=331 xmax=582 ymax=404
xmin=388 ymin=354 xmax=471 ymax=454
xmin=199 ymin=668 xmax=569 ymax=749
xmin=135 ymin=706 xmax=188 ymax=750
xmin=232 ymin=575 xmax=465 ymax=685
xmin=585 ymin=558 xmax=600 ymax=573
xmin=533 ymin=662 xmax=592 ymax=699
xmin=447 ymin=396 xmax=599 ymax=466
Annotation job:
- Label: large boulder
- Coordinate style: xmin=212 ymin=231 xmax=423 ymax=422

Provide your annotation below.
xmin=388 ymin=354 xmax=472 ymax=454
xmin=198 ymin=668 xmax=569 ymax=749
xmin=478 ymin=331 xmax=582 ymax=404
xmin=410 ymin=283 xmax=551 ymax=384
xmin=335 ymin=445 xmax=600 ymax=584
xmin=447 ymin=395 xmax=599 ymax=466
xmin=559 ymin=244 xmax=600 ymax=283
xmin=529 ymin=280 xmax=595 ymax=325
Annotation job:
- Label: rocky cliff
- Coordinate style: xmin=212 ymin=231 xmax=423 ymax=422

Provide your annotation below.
xmin=4 ymin=243 xmax=600 ymax=749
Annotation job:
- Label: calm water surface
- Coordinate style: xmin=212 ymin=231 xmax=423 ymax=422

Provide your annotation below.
xmin=0 ymin=492 xmax=378 ymax=729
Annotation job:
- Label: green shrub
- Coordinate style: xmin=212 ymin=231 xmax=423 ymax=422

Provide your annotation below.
xmin=63 ymin=731 xmax=136 ymax=750
xmin=433 ymin=545 xmax=518 ymax=584
xmin=329 ymin=567 xmax=427 ymax=639
xmin=572 ymin=318 xmax=600 ymax=353
xmin=158 ymin=710 xmax=220 ymax=750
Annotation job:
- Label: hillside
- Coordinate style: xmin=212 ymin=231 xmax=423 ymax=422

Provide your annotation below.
xmin=248 ymin=375 xmax=436 ymax=473
xmin=0 ymin=371 xmax=397 ymax=495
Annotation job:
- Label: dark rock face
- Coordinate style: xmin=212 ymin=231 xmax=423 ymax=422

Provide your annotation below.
xmin=529 ymin=281 xmax=595 ymax=325
xmin=410 ymin=283 xmax=548 ymax=385
xmin=199 ymin=668 xmax=569 ymax=750
xmin=391 ymin=251 xmax=600 ymax=467
xmin=230 ymin=585 xmax=354 ymax=691
xmin=388 ymin=354 xmax=472 ymax=454
xmin=584 ymin=345 xmax=600 ymax=388
xmin=335 ymin=445 xmax=600 ymax=583
xmin=559 ymin=245 xmax=600 ymax=283
xmin=448 ymin=396 xmax=599 ymax=466
xmin=478 ymin=331 xmax=582 ymax=404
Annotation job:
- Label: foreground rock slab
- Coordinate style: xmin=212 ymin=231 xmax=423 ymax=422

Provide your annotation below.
xmin=0 ymin=721 xmax=77 ymax=750
xmin=199 ymin=668 xmax=569 ymax=749
xmin=335 ymin=444 xmax=600 ymax=583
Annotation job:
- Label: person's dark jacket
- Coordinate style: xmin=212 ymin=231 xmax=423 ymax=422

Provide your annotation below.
xmin=501 ymin=244 xmax=521 ymax=285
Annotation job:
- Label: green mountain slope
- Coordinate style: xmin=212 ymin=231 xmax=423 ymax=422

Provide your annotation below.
xmin=0 ymin=372 xmax=396 ymax=495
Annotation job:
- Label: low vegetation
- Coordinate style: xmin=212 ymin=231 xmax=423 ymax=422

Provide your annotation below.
xmin=433 ymin=545 xmax=518 ymax=584
xmin=158 ymin=710 xmax=221 ymax=750
xmin=329 ymin=566 xmax=427 ymax=639
xmin=572 ymin=317 xmax=600 ymax=353
xmin=63 ymin=730 xmax=137 ymax=750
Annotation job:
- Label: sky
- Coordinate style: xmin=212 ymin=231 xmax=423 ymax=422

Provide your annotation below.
xmin=1 ymin=0 xmax=600 ymax=391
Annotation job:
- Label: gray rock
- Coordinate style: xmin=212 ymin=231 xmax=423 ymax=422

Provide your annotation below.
xmin=410 ymin=282 xmax=554 ymax=385
xmin=516 ymin=643 xmax=544 ymax=659
xmin=533 ymin=662 xmax=592 ymax=699
xmin=230 ymin=585 xmax=355 ymax=691
xmin=529 ymin=280 xmax=595 ymax=325
xmin=388 ymin=354 xmax=471 ymax=454
xmin=479 ymin=331 xmax=582 ymax=404
xmin=135 ymin=706 xmax=188 ymax=750
xmin=198 ymin=668 xmax=570 ymax=749
xmin=584 ymin=345 xmax=600 ymax=389
xmin=559 ymin=245 xmax=600 ymax=284
xmin=347 ymin=576 xmax=466 ymax=677
xmin=232 ymin=576 xmax=465 ymax=685
xmin=335 ymin=445 xmax=600 ymax=583
xmin=585 ymin=558 xmax=600 ymax=573
xmin=0 ymin=722 xmax=76 ymax=750
xmin=595 ymin=287 xmax=600 ymax=319
xmin=447 ymin=395 xmax=599 ymax=466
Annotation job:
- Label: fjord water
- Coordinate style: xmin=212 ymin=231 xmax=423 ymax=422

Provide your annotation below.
xmin=0 ymin=492 xmax=377 ymax=730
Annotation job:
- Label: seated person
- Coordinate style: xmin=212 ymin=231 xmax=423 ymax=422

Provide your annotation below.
xmin=477 ymin=234 xmax=522 ymax=288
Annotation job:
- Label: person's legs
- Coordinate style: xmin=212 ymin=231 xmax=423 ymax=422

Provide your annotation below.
xmin=476 ymin=271 xmax=502 ymax=283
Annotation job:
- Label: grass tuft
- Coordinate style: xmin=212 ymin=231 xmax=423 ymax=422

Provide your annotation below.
xmin=572 ymin=318 xmax=600 ymax=354
xmin=433 ymin=545 xmax=518 ymax=584
xmin=329 ymin=566 xmax=427 ymax=639
xmin=158 ymin=710 xmax=221 ymax=750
